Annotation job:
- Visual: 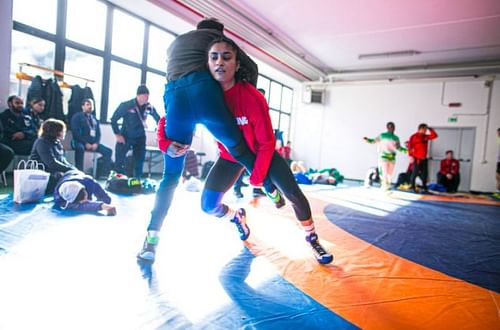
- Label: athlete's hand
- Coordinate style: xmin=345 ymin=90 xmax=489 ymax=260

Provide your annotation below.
xmin=101 ymin=204 xmax=117 ymax=216
xmin=166 ymin=141 xmax=189 ymax=158
xmin=115 ymin=134 xmax=125 ymax=144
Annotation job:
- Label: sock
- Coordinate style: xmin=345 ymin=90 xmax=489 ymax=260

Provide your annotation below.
xmin=302 ymin=223 xmax=316 ymax=237
xmin=146 ymin=230 xmax=160 ymax=244
xmin=266 ymin=189 xmax=280 ymax=202
xmin=222 ymin=208 xmax=237 ymax=221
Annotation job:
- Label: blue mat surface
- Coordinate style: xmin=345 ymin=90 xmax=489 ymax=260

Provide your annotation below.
xmin=0 ymin=192 xmax=357 ymax=329
xmin=325 ymin=199 xmax=500 ymax=292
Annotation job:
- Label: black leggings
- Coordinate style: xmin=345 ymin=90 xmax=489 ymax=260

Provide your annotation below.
xmin=202 ymin=151 xmax=311 ymax=221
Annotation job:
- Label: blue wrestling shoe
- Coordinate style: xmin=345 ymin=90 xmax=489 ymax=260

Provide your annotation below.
xmin=306 ymin=233 xmax=333 ymax=264
xmin=137 ymin=235 xmax=159 ymax=263
xmin=231 ymin=208 xmax=250 ymax=241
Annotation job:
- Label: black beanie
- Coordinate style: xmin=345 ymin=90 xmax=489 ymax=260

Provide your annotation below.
xmin=137 ymin=85 xmax=149 ymax=95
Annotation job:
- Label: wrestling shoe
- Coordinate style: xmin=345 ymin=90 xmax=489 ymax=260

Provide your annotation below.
xmin=137 ymin=235 xmax=159 ymax=263
xmin=231 ymin=208 xmax=250 ymax=241
xmin=234 ymin=189 xmax=244 ymax=199
xmin=306 ymin=233 xmax=333 ymax=264
xmin=267 ymin=189 xmax=286 ymax=209
xmin=252 ymin=188 xmax=266 ymax=198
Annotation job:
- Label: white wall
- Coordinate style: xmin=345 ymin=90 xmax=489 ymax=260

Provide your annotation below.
xmin=0 ymin=0 xmax=13 ymax=109
xmin=292 ymin=77 xmax=500 ymax=192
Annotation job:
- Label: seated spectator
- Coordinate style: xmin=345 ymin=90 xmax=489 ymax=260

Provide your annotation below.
xmin=364 ymin=167 xmax=380 ymax=188
xmin=182 ymin=149 xmax=199 ymax=181
xmin=71 ymin=98 xmax=112 ymax=176
xmin=53 ymin=170 xmax=116 ymax=215
xmin=0 ymin=95 xmax=37 ymax=155
xmin=396 ymin=160 xmax=413 ymax=189
xmin=30 ymin=118 xmax=76 ymax=194
xmin=277 ymin=140 xmax=292 ymax=165
xmin=0 ymin=120 xmax=14 ymax=175
xmin=25 ymin=97 xmax=46 ymax=132
xmin=437 ymin=150 xmax=460 ymax=193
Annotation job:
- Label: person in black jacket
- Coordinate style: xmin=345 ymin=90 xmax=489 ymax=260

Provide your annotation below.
xmin=71 ymin=98 xmax=112 ymax=175
xmin=30 ymin=118 xmax=77 ymax=194
xmin=0 ymin=120 xmax=14 ymax=174
xmin=0 ymin=95 xmax=37 ymax=155
xmin=110 ymin=85 xmax=159 ymax=178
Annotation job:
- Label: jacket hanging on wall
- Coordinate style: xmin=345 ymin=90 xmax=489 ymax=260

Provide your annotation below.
xmin=67 ymin=84 xmax=95 ymax=129
xmin=26 ymin=75 xmax=66 ymax=123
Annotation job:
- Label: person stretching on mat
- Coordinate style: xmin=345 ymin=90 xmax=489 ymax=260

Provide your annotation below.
xmin=155 ymin=37 xmax=333 ymax=264
xmin=54 ymin=170 xmax=116 ymax=215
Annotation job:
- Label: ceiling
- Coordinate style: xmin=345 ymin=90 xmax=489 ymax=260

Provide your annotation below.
xmin=144 ymin=0 xmax=500 ymax=82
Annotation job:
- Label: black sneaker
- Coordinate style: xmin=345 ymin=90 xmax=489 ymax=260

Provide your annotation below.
xmin=306 ymin=233 xmax=333 ymax=264
xmin=234 ymin=189 xmax=244 ymax=198
xmin=266 ymin=190 xmax=286 ymax=209
xmin=230 ymin=208 xmax=250 ymax=241
xmin=137 ymin=236 xmax=159 ymax=263
xmin=252 ymin=188 xmax=266 ymax=198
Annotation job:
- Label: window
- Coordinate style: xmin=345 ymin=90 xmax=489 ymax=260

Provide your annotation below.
xmin=66 ymin=0 xmax=107 ymax=50
xmin=9 ymin=31 xmax=55 ymax=96
xmin=146 ymin=71 xmax=167 ymax=129
xmin=281 ymin=87 xmax=293 ymax=113
xmin=148 ymin=25 xmax=175 ymax=71
xmin=279 ymin=114 xmax=290 ymax=142
xmin=108 ymin=61 xmax=141 ymax=121
xmin=64 ymin=47 xmax=103 ymax=118
xmin=257 ymin=76 xmax=270 ymax=102
xmin=258 ymin=74 xmax=294 ymax=142
xmin=269 ymin=110 xmax=280 ymax=130
xmin=13 ymin=0 xmax=57 ymax=34
xmin=269 ymin=81 xmax=282 ymax=110
xmin=112 ymin=10 xmax=144 ymax=63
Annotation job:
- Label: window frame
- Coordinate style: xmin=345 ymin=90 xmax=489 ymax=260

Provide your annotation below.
xmin=11 ymin=0 xmax=294 ymax=134
xmin=11 ymin=0 xmax=176 ymax=124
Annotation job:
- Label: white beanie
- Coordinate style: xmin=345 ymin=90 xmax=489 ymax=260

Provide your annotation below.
xmin=59 ymin=181 xmax=85 ymax=206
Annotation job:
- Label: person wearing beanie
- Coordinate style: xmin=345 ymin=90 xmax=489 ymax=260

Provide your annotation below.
xmin=110 ymin=84 xmax=160 ymax=178
xmin=53 ymin=170 xmax=116 ymax=215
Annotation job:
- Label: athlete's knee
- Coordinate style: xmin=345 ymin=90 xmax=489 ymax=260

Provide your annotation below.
xmin=201 ymin=189 xmax=224 ymax=215
xmin=158 ymin=173 xmax=181 ymax=190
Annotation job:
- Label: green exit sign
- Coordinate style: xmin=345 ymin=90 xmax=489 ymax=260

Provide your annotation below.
xmin=448 ymin=117 xmax=458 ymax=123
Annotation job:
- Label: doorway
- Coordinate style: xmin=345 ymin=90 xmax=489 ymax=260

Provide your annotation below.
xmin=429 ymin=127 xmax=475 ymax=192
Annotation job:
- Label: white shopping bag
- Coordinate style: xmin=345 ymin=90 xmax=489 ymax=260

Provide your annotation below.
xmin=13 ymin=160 xmax=50 ymax=204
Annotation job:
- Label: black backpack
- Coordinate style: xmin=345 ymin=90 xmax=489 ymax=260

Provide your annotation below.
xmin=105 ymin=175 xmax=142 ymax=194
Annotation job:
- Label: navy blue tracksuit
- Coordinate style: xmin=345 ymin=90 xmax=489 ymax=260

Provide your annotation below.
xmin=110 ymin=99 xmax=160 ymax=178
xmin=71 ymin=111 xmax=112 ymax=176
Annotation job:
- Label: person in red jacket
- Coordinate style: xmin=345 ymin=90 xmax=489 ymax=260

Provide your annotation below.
xmin=144 ymin=37 xmax=333 ymax=265
xmin=407 ymin=123 xmax=438 ymax=192
xmin=437 ymin=150 xmax=460 ymax=192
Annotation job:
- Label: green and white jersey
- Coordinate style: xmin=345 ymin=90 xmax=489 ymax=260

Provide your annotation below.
xmin=367 ymin=132 xmax=406 ymax=162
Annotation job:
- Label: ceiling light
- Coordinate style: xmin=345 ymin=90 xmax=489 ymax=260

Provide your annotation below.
xmin=358 ymin=50 xmax=421 ymax=60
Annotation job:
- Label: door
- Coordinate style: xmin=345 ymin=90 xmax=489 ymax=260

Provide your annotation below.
xmin=428 ymin=127 xmax=475 ymax=192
